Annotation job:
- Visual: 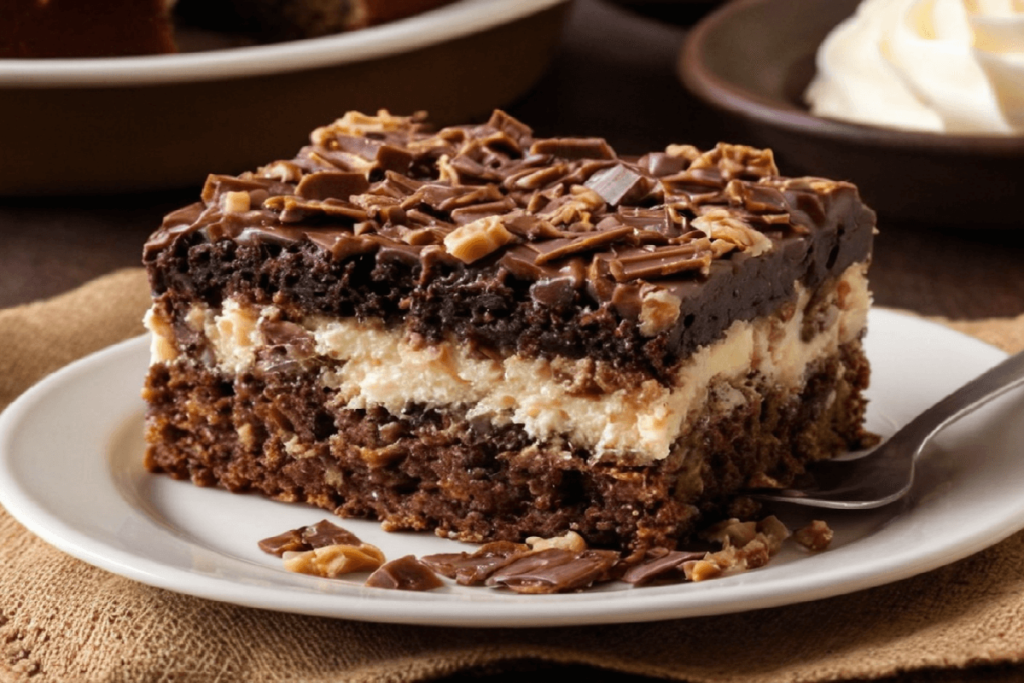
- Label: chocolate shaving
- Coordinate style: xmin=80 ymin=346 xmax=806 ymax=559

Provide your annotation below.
xmin=421 ymin=541 xmax=528 ymax=585
xmin=529 ymin=138 xmax=616 ymax=161
xmin=365 ymin=556 xmax=445 ymax=591
xmin=620 ymin=548 xmax=706 ymax=586
xmin=533 ymin=225 xmax=635 ymax=266
xmin=296 ymin=172 xmax=370 ymax=201
xmin=486 ymin=548 xmax=620 ymax=594
xmin=606 ymin=245 xmax=712 ymax=282
xmin=258 ymin=519 xmax=361 ymax=557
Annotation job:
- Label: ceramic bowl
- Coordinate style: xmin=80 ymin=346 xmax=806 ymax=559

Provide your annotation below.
xmin=678 ymin=0 xmax=1024 ymax=225
xmin=607 ymin=0 xmax=724 ymax=25
xmin=0 ymin=0 xmax=570 ymax=195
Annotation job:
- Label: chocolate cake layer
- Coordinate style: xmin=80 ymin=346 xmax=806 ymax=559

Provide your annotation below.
xmin=143 ymin=337 xmax=870 ymax=554
xmin=144 ymin=110 xmax=875 ymax=381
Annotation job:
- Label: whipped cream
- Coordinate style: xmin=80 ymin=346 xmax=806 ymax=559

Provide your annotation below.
xmin=805 ymin=0 xmax=1024 ymax=134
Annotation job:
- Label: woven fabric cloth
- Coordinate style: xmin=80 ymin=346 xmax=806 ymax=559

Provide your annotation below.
xmin=2 ymin=268 xmax=1023 ymax=683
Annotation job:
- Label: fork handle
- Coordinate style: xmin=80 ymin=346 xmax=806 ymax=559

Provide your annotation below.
xmin=898 ymin=349 xmax=1024 ymax=447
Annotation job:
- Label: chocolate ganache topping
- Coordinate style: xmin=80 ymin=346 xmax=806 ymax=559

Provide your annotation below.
xmin=145 ymin=110 xmax=875 ymax=380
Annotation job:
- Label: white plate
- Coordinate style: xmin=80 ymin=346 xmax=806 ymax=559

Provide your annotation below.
xmin=0 ymin=0 xmax=568 ymax=86
xmin=1 ymin=309 xmax=1023 ymax=627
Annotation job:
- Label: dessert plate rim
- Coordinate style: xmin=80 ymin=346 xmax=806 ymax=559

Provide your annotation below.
xmin=0 ymin=0 xmax=568 ymax=87
xmin=1 ymin=308 xmax=1023 ymax=627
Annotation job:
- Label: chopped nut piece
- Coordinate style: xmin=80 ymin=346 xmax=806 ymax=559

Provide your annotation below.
xmin=747 ymin=471 xmax=784 ymax=489
xmin=259 ymin=160 xmax=303 ymax=183
xmin=702 ymin=519 xmax=758 ymax=548
xmin=282 ymin=542 xmax=385 ymax=578
xmin=684 ymin=559 xmax=722 ymax=582
xmin=221 ymin=191 xmax=251 ymax=214
xmin=690 ymin=143 xmax=778 ymax=179
xmin=541 ymin=185 xmax=606 ymax=228
xmin=664 ymin=143 xmax=700 ymax=162
xmin=526 ymin=530 xmax=587 ymax=553
xmin=638 ymin=288 xmax=682 ymax=337
xmin=757 ymin=516 xmax=792 ymax=555
xmin=443 ymin=215 xmax=516 ymax=263
xmin=795 ymin=520 xmax=834 ymax=551
xmin=693 ymin=208 xmax=773 ymax=257
xmin=311 ymin=109 xmax=416 ymax=145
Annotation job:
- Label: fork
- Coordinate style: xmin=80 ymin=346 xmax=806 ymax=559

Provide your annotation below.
xmin=749 ymin=349 xmax=1024 ymax=509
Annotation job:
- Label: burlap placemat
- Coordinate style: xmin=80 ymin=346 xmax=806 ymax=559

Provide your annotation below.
xmin=2 ymin=269 xmax=1023 ymax=683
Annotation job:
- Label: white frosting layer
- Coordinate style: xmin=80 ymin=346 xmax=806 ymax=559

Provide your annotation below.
xmin=146 ymin=264 xmax=871 ymax=464
xmin=806 ymin=0 xmax=1024 ymax=134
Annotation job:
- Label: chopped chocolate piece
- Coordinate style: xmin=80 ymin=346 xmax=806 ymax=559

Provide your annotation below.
xmin=486 ymin=548 xmax=620 ymax=594
xmin=302 ymin=520 xmax=362 ymax=549
xmin=365 ymin=556 xmax=445 ymax=591
xmin=421 ymin=541 xmax=529 ymax=585
xmin=584 ymin=164 xmax=653 ymax=207
xmin=258 ymin=520 xmax=361 ymax=557
xmin=258 ymin=529 xmax=307 ymax=557
xmin=620 ymin=548 xmax=706 ymax=586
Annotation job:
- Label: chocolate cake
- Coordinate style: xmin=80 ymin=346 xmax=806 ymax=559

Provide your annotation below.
xmin=3 ymin=0 xmax=175 ymax=58
xmin=142 ymin=110 xmax=876 ymax=556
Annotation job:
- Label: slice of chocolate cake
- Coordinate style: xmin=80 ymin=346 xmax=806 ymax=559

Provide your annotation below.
xmin=142 ymin=110 xmax=876 ymax=556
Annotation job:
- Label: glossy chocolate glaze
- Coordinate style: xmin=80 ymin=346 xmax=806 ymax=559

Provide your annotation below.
xmin=144 ymin=110 xmax=875 ymax=380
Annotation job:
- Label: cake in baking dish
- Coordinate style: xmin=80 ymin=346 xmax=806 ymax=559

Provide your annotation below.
xmin=141 ymin=109 xmax=876 ymax=556
xmin=3 ymin=0 xmax=454 ymax=58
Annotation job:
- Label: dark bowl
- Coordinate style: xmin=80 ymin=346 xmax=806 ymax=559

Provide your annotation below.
xmin=606 ymin=0 xmax=724 ymax=25
xmin=678 ymin=0 xmax=1024 ymax=226
xmin=0 ymin=0 xmax=569 ymax=195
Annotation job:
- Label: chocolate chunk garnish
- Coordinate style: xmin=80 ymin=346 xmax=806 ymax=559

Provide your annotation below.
xmin=605 ymin=245 xmax=712 ymax=282
xmin=584 ymin=164 xmax=651 ymax=207
xmin=421 ymin=541 xmax=529 ymax=585
xmin=486 ymin=548 xmax=620 ymax=594
xmin=533 ymin=225 xmax=635 ymax=266
xmin=258 ymin=519 xmax=361 ymax=557
xmin=529 ymin=138 xmax=616 ymax=161
xmin=620 ymin=548 xmax=706 ymax=586
xmin=296 ymin=172 xmax=370 ymax=201
xmin=302 ymin=519 xmax=362 ymax=548
xmin=365 ymin=556 xmax=445 ymax=591
xmin=638 ymin=152 xmax=687 ymax=178
xmin=257 ymin=529 xmax=307 ymax=557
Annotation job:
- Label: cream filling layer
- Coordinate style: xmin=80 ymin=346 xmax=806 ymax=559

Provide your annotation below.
xmin=146 ymin=263 xmax=871 ymax=464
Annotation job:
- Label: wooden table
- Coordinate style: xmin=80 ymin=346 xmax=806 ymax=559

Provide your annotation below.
xmin=1 ymin=3 xmax=1023 ymax=682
